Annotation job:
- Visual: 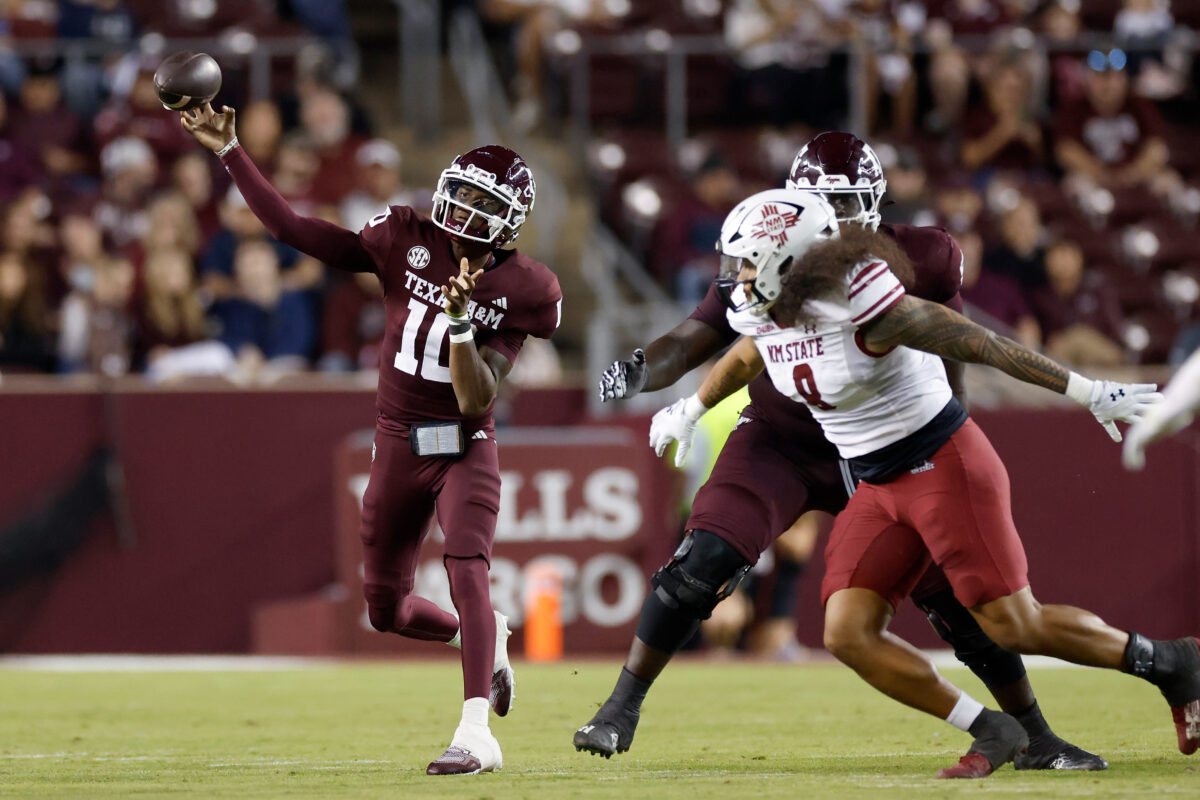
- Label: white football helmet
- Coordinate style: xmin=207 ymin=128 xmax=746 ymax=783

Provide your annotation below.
xmin=715 ymin=189 xmax=839 ymax=315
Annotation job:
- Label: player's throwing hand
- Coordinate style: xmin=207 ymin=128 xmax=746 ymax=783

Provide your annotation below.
xmin=179 ymin=103 xmax=237 ymax=154
xmin=441 ymin=257 xmax=484 ymax=318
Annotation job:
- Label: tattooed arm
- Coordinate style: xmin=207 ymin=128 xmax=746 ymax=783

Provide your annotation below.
xmin=859 ymin=295 xmax=1068 ymax=392
xmin=698 ymin=336 xmax=764 ymax=408
xmin=859 ymin=294 xmax=1162 ymax=441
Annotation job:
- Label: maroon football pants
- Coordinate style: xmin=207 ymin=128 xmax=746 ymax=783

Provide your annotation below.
xmin=359 ymin=424 xmax=502 ymax=699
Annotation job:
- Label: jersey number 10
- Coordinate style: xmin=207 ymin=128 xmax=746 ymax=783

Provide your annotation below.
xmin=393 ymin=297 xmax=452 ymax=382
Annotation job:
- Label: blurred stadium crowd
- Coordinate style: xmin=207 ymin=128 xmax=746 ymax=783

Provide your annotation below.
xmin=2 ymin=0 xmax=1200 ymax=381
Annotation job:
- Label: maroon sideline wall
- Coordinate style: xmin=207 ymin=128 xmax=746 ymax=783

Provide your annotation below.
xmin=0 ymin=383 xmax=1197 ymax=654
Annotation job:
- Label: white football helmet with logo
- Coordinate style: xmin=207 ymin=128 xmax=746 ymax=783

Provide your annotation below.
xmin=715 ymin=189 xmax=840 ymax=315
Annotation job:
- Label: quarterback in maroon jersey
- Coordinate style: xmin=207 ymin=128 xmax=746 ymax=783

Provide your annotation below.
xmin=574 ymin=132 xmax=1105 ymax=771
xmin=182 ymin=104 xmax=561 ymax=776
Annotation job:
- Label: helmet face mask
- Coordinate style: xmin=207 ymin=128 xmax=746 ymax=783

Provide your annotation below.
xmin=786 ymin=132 xmax=887 ymax=231
xmin=432 ymin=146 xmax=535 ymax=247
xmin=713 ymin=189 xmax=839 ymax=316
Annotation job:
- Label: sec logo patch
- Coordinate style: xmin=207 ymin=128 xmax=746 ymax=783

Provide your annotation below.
xmin=407 ymin=246 xmax=431 ymax=269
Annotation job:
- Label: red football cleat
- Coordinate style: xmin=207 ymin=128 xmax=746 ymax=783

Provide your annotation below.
xmin=937 ymin=752 xmax=995 ymax=779
xmin=1172 ymin=700 xmax=1200 ymax=755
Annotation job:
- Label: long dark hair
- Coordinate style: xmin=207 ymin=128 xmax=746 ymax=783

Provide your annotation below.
xmin=773 ymin=227 xmax=914 ymax=327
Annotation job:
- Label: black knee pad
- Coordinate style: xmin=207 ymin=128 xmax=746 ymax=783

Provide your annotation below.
xmin=635 ymin=530 xmax=750 ymax=654
xmin=914 ymin=588 xmax=1027 ymax=689
xmin=363 ymin=583 xmax=397 ymax=633
xmin=649 ymin=530 xmax=751 ymax=620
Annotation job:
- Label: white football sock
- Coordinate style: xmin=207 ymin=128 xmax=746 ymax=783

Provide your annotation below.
xmin=461 ymin=697 xmax=489 ymax=728
xmin=945 ymin=692 xmax=985 ymax=732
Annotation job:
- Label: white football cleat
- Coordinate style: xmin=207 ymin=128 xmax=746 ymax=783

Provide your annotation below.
xmin=426 ymin=722 xmax=502 ymax=776
xmin=490 ymin=610 xmax=515 ymax=716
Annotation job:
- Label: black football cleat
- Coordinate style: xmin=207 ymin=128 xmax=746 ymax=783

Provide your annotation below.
xmin=573 ymin=702 xmax=639 ymax=758
xmin=1014 ymin=736 xmax=1109 ymax=770
xmin=938 ymin=709 xmax=1027 ymax=779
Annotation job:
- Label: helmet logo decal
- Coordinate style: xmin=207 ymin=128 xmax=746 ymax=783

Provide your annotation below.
xmin=407 ymin=245 xmax=431 ymax=269
xmin=751 ymin=203 xmax=799 ymax=246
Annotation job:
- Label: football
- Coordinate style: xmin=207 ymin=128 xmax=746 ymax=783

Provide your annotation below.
xmin=154 ymin=51 xmax=222 ymax=111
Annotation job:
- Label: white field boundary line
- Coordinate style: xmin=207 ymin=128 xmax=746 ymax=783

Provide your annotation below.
xmin=0 ymin=651 xmax=1085 ymax=672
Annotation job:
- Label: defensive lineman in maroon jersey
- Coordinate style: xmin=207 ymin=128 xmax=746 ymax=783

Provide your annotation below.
xmin=182 ymin=104 xmax=560 ymax=776
xmin=575 ymin=132 xmax=1105 ymax=770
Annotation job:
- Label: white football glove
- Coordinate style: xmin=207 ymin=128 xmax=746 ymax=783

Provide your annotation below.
xmin=1066 ymin=373 xmax=1162 ymax=443
xmin=649 ymin=394 xmax=708 ymax=468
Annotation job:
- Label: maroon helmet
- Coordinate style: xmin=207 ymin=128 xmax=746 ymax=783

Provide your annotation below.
xmin=786 ymin=132 xmax=886 ymax=230
xmin=432 ymin=145 xmax=536 ymax=247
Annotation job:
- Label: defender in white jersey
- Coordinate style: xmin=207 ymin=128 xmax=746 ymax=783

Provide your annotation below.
xmin=651 ymin=189 xmax=1200 ymax=778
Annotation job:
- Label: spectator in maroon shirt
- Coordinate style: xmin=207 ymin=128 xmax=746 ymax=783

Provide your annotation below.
xmin=317 ymin=271 xmax=384 ymax=372
xmin=959 ymin=228 xmax=1041 ymax=350
xmin=93 ymin=59 xmax=195 ymax=173
xmin=1054 ymin=48 xmax=1170 ymax=190
xmin=1030 ymin=239 xmax=1126 ymax=367
xmin=1040 ymin=0 xmax=1085 ymax=108
xmin=961 ymin=55 xmax=1045 ymax=173
xmin=299 ymin=87 xmax=366 ymax=206
xmin=272 ymin=133 xmax=322 ymax=215
xmin=170 ymin=151 xmax=222 ymax=241
xmin=7 ymin=59 xmax=91 ymax=195
xmin=237 ymin=100 xmax=284 ymax=169
xmin=0 ymin=93 xmax=41 ymax=202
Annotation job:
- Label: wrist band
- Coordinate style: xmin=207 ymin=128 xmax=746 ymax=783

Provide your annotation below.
xmin=449 ymin=329 xmax=474 ymax=344
xmin=683 ymin=393 xmax=709 ymax=420
xmin=216 ymin=136 xmax=240 ymax=158
xmin=447 ymin=319 xmax=472 ymax=336
xmin=1065 ymin=371 xmax=1094 ymax=405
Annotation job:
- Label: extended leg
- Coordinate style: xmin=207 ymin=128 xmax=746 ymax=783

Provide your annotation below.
xmin=971 ymin=587 xmax=1200 ymax=755
xmin=914 ymin=584 xmax=1107 ymax=770
xmin=825 ymin=588 xmax=1027 ymax=779
xmin=574 ymin=529 xmax=750 ymax=757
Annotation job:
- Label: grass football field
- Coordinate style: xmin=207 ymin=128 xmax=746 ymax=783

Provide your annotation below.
xmin=2 ymin=658 xmax=1198 ymax=799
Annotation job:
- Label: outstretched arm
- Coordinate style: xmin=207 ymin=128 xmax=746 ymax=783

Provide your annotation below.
xmin=648 ymin=337 xmax=764 ymax=467
xmin=181 ymin=104 xmax=376 ymax=273
xmin=860 ymin=294 xmax=1070 ymax=392
xmin=860 ymin=295 xmax=1160 ymax=441
xmin=598 ymin=319 xmax=729 ymax=401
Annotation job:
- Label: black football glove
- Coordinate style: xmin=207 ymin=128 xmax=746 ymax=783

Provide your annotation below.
xmin=598 ymin=349 xmax=649 ymax=402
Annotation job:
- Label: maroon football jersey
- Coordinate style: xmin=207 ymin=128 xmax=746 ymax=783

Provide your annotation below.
xmin=689 ymin=223 xmax=962 ymax=443
xmin=359 ymin=205 xmax=561 ymax=431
